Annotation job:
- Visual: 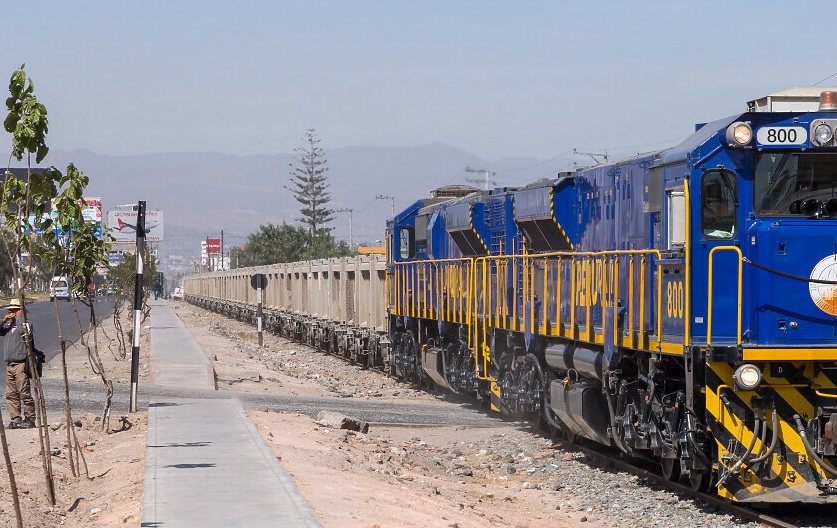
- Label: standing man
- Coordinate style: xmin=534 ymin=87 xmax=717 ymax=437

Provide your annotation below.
xmin=1 ymin=299 xmax=35 ymax=429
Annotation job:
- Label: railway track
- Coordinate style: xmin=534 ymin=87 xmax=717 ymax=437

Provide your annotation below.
xmin=569 ymin=443 xmax=799 ymax=528
xmin=265 ymin=329 xmax=805 ymax=526
xmin=190 ymin=297 xmax=825 ymax=526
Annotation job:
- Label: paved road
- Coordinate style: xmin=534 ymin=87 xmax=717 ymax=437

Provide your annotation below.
xmin=3 ymin=298 xmax=116 ymax=363
xmin=0 ymin=299 xmax=514 ymax=428
xmin=32 ymin=378 xmax=513 ymax=428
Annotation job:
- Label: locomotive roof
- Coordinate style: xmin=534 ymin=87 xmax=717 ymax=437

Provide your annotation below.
xmin=747 ymin=86 xmax=837 ymax=112
xmin=658 ymin=114 xmax=738 ymax=167
xmin=430 ymin=184 xmax=480 ymax=199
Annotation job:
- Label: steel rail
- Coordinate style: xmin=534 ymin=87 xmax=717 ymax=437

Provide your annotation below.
xmin=189 ymin=293 xmax=804 ymax=528
xmin=570 ymin=444 xmax=799 ymax=528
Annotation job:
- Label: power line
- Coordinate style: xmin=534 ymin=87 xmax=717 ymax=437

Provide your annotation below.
xmin=814 ymin=71 xmax=837 ymax=86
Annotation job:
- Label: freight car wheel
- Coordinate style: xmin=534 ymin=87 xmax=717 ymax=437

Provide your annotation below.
xmin=326 ymin=330 xmax=337 ymax=355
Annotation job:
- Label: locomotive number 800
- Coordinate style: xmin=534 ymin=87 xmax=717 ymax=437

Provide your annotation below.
xmin=666 ymin=281 xmax=684 ymax=319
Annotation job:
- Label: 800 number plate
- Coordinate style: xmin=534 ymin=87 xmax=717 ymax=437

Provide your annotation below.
xmin=756 ymin=126 xmax=807 ymax=145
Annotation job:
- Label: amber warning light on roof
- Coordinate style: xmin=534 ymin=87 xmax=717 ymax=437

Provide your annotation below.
xmin=820 ymin=91 xmax=837 ymax=111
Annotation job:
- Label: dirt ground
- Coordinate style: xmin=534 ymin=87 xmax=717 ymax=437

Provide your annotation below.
xmin=0 ymin=300 xmax=604 ymax=528
xmin=0 ymin=300 xmax=148 ymax=528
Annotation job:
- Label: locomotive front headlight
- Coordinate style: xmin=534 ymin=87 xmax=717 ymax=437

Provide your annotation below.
xmin=814 ymin=123 xmax=833 ymax=145
xmin=726 ymin=122 xmax=752 ymax=147
xmin=733 ymin=364 xmax=763 ymax=391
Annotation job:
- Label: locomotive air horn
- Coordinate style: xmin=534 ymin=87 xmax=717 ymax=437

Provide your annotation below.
xmin=825 ymin=198 xmax=837 ymax=219
xmin=801 ymin=198 xmax=823 ymax=218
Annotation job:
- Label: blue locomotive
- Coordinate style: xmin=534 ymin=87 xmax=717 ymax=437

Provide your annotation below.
xmin=387 ymin=88 xmax=837 ymax=502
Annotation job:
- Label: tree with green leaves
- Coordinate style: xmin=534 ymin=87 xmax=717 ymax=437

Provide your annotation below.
xmin=0 ymin=232 xmax=14 ymax=295
xmin=35 ymin=164 xmax=111 ymax=481
xmin=0 ymin=68 xmax=111 ymax=521
xmin=1 ymin=67 xmax=60 ymax=519
xmin=236 ymin=222 xmax=308 ymax=266
xmin=233 ymin=222 xmax=353 ymax=267
xmin=108 ymin=248 xmax=157 ymax=361
xmin=287 ymin=129 xmax=334 ymax=237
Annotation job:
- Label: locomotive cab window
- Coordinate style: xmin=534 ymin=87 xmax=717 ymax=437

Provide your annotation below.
xmin=754 ymin=152 xmax=837 ymax=216
xmin=666 ymin=188 xmax=686 ymax=250
xmin=398 ymin=226 xmax=415 ymax=259
xmin=701 ymin=169 xmax=737 ymax=239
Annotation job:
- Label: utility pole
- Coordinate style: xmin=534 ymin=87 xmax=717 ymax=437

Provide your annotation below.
xmin=375 ymin=194 xmax=395 ymax=217
xmin=465 ymin=167 xmax=497 ymax=190
xmin=220 ymin=230 xmax=224 ymax=271
xmin=335 ymin=208 xmax=354 ymax=248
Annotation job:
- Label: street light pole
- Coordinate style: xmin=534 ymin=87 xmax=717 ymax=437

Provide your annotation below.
xmin=335 ymin=208 xmax=354 ymax=247
xmin=375 ymin=194 xmax=395 ymax=217
xmin=464 ymin=167 xmax=496 ymax=190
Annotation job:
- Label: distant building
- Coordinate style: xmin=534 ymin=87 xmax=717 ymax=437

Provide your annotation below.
xmin=357 ymin=246 xmax=385 ymax=255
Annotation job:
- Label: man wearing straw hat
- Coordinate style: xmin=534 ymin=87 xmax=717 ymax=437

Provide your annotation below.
xmin=0 ymin=299 xmax=35 ymax=429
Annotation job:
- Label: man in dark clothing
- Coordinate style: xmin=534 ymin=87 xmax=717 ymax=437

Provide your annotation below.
xmin=1 ymin=299 xmax=35 ymax=429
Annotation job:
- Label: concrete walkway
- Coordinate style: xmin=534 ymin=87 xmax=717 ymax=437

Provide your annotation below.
xmin=148 ymin=300 xmax=216 ymax=390
xmin=142 ymin=299 xmax=322 ymax=527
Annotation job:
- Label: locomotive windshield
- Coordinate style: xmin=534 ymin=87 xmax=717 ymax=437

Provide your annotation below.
xmin=754 ymin=152 xmax=837 ymax=216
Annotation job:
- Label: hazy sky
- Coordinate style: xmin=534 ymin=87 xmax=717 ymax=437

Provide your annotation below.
xmin=3 ymin=1 xmax=832 ymax=162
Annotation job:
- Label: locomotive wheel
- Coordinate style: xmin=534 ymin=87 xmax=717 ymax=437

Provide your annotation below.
xmin=687 ymin=468 xmax=712 ymax=492
xmin=389 ymin=333 xmax=403 ymax=376
xmin=405 ymin=332 xmax=421 ymax=381
xmin=661 ymin=458 xmax=681 ymax=482
xmin=525 ymin=354 xmax=552 ymax=433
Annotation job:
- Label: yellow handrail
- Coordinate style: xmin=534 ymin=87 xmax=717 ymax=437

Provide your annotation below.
xmin=707 ymin=246 xmax=743 ymax=346
xmin=392 ymin=247 xmax=674 ymax=361
xmin=684 ymin=183 xmax=692 ymax=346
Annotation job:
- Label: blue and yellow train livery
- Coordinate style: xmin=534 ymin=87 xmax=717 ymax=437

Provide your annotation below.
xmin=387 ymin=88 xmax=837 ymax=502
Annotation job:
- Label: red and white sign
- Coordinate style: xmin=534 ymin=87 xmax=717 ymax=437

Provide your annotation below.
xmin=206 ymin=238 xmax=221 ymax=254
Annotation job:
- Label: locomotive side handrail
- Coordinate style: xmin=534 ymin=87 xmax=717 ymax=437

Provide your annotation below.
xmin=390 ymin=246 xmax=684 ymax=382
xmin=707 ymin=246 xmax=743 ymax=346
xmin=466 ymin=249 xmax=666 ymax=351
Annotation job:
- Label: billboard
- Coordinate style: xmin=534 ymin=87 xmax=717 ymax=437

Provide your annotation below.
xmin=107 ymin=210 xmax=165 ymax=243
xmin=81 ymin=197 xmax=102 ymax=223
xmin=50 ymin=197 xmax=102 ymax=228
xmin=206 ymin=238 xmax=221 ymax=254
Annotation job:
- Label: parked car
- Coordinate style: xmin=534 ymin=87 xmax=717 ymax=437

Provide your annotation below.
xmin=50 ymin=276 xmax=71 ymax=302
xmin=171 ymin=287 xmax=184 ymax=301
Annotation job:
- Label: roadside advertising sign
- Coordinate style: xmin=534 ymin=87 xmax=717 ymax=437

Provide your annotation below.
xmin=108 ymin=210 xmax=165 ymax=243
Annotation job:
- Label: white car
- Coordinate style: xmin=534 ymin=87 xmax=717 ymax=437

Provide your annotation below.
xmin=171 ymin=287 xmax=184 ymax=301
xmin=50 ymin=276 xmax=71 ymax=302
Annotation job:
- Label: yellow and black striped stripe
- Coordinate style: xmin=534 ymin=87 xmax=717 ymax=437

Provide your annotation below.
xmin=705 ymin=360 xmax=837 ymax=502
xmin=549 ymin=188 xmax=574 ymax=251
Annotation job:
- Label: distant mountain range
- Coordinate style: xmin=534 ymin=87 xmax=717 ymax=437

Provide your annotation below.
xmin=35 ymin=144 xmax=578 ymax=271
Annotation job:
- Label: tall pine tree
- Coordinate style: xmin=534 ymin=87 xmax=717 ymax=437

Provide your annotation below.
xmin=287 ymin=129 xmax=333 ymax=236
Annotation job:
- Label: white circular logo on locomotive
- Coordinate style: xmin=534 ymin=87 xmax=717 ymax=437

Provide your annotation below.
xmin=810 ymin=255 xmax=837 ymax=315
